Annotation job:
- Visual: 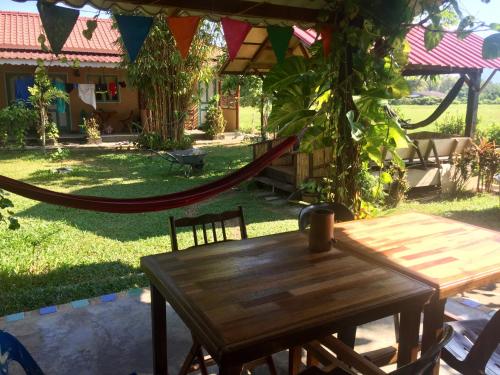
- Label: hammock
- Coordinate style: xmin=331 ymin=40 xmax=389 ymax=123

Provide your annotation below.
xmin=0 ymin=136 xmax=297 ymax=213
xmin=386 ymin=75 xmax=466 ymax=130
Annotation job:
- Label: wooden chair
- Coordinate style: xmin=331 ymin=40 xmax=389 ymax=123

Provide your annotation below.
xmin=302 ymin=325 xmax=453 ymax=375
xmin=120 ymin=110 xmax=135 ymax=134
xmin=169 ymin=207 xmax=277 ymax=375
xmin=441 ymin=309 xmax=500 ymax=374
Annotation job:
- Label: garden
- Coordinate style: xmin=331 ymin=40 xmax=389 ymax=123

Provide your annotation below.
xmin=0 ymin=143 xmax=498 ymax=317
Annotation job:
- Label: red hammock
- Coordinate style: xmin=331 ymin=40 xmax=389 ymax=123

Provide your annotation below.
xmin=0 ymin=136 xmax=297 ymax=213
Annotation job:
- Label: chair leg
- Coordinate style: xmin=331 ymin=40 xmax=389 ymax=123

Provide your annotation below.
xmin=393 ymin=314 xmax=400 ymax=343
xmin=265 ymin=355 xmax=278 ymax=375
xmin=195 ymin=344 xmax=209 ymax=375
xmin=178 ymin=343 xmax=199 ymax=375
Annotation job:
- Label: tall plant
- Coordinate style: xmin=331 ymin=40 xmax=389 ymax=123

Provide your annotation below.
xmin=264 ymin=0 xmax=491 ymax=215
xmin=28 ymin=60 xmax=68 ymax=152
xmin=121 ymin=16 xmax=217 ymax=142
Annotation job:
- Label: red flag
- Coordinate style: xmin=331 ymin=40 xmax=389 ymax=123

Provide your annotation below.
xmin=321 ymin=26 xmax=333 ymax=57
xmin=167 ymin=16 xmax=200 ymax=59
xmin=221 ymin=18 xmax=252 ymax=60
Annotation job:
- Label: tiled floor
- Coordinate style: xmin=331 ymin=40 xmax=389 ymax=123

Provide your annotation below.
xmin=1 ymin=285 xmax=497 ymax=375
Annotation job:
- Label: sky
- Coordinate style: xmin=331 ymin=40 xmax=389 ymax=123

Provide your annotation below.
xmin=1 ymin=0 xmax=499 ymax=81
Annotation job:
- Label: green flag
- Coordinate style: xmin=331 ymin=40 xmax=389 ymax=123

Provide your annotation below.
xmin=267 ymin=25 xmax=293 ymax=63
xmin=37 ymin=1 xmax=79 ymax=55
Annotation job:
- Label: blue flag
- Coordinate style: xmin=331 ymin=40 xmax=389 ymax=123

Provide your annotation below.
xmin=37 ymin=1 xmax=79 ymax=55
xmin=115 ymin=15 xmax=153 ymax=63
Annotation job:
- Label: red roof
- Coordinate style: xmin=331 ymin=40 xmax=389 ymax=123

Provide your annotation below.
xmin=0 ymin=11 xmax=121 ymax=65
xmin=407 ymin=26 xmax=500 ymax=70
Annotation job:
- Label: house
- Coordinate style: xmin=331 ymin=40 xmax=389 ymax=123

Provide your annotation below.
xmin=0 ymin=11 xmax=140 ymax=135
xmin=0 ymin=11 xmax=241 ymax=138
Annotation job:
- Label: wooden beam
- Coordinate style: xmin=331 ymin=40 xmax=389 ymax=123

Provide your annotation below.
xmin=117 ymin=0 xmax=321 ymax=23
xmin=465 ymin=69 xmax=482 ymax=137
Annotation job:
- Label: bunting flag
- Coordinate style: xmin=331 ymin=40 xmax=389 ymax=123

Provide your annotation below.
xmin=320 ymin=25 xmax=333 ymax=57
xmin=167 ymin=16 xmax=201 ymax=59
xmin=267 ymin=25 xmax=293 ymax=63
xmin=221 ymin=18 xmax=252 ymax=60
xmin=37 ymin=1 xmax=79 ymax=55
xmin=115 ymin=15 xmax=153 ymax=63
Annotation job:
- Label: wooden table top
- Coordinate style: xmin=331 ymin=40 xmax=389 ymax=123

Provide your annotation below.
xmin=141 ymin=231 xmax=432 ymax=363
xmin=335 ymin=213 xmax=500 ymax=299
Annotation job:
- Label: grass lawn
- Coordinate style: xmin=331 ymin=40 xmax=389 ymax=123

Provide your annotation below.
xmin=239 ymin=104 xmax=500 ymax=134
xmin=1 ymin=145 xmax=498 ymax=316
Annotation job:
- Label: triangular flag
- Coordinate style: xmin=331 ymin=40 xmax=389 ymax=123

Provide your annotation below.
xmin=115 ymin=15 xmax=153 ymax=63
xmin=267 ymin=25 xmax=293 ymax=63
xmin=320 ymin=26 xmax=333 ymax=57
xmin=37 ymin=1 xmax=79 ymax=55
xmin=167 ymin=16 xmax=200 ymax=59
xmin=221 ymin=18 xmax=252 ymax=60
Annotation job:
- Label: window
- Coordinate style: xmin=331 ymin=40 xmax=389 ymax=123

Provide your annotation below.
xmin=87 ymin=74 xmax=120 ymax=102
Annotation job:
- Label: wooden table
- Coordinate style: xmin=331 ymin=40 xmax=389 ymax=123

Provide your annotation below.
xmin=334 ymin=212 xmax=500 ymax=373
xmin=141 ymin=231 xmax=433 ymax=375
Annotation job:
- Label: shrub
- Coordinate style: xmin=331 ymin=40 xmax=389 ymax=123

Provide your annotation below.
xmin=134 ymin=132 xmax=193 ymax=150
xmin=435 ymin=114 xmax=465 ymax=136
xmin=204 ymin=95 xmax=226 ymax=139
xmin=0 ymin=102 xmax=37 ymax=147
xmin=80 ymin=117 xmax=101 ymax=141
xmin=476 ymin=124 xmax=500 ymax=145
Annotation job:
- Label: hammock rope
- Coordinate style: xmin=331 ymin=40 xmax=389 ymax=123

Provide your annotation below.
xmin=0 ymin=136 xmax=297 ymax=213
xmin=386 ymin=75 xmax=466 ymax=130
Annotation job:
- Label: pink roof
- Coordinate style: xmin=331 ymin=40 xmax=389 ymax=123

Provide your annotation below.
xmin=406 ymin=26 xmax=500 ymax=70
xmin=0 ymin=11 xmax=121 ymax=65
xmin=294 ymin=25 xmax=500 ymax=71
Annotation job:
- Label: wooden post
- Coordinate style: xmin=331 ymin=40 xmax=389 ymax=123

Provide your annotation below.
xmin=465 ymin=69 xmax=482 ymax=137
xmin=236 ymin=84 xmax=240 ymax=131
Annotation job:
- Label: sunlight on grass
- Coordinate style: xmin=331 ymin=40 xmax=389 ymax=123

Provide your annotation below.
xmin=0 ymin=145 xmax=498 ymax=316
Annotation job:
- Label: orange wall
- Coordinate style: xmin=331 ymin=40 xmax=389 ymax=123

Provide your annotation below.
xmin=0 ymin=64 xmax=139 ymax=132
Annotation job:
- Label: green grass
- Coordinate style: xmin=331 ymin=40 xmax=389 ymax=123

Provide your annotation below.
xmin=239 ymin=104 xmax=500 ymax=134
xmin=0 ymin=146 xmax=498 ymax=316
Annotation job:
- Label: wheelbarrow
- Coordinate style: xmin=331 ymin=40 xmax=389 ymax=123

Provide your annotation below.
xmin=149 ymin=148 xmax=207 ymax=177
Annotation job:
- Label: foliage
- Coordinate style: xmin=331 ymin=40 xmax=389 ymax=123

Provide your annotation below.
xmin=28 ymin=60 xmax=68 ymax=151
xmin=120 ymin=16 xmax=218 ymax=142
xmin=384 ymin=162 xmax=409 ymax=208
xmin=204 ymin=95 xmax=226 ymax=139
xmin=134 ymin=131 xmax=194 ymax=151
xmin=49 ymin=147 xmax=71 ymax=163
xmin=475 ymin=138 xmax=499 ymax=193
xmin=80 ymin=117 xmax=101 ymax=141
xmin=476 ymin=123 xmax=500 ymax=144
xmin=262 ymin=1 xmax=488 ymax=215
xmin=0 ymin=102 xmax=37 ymax=148
xmin=222 ymin=75 xmax=264 ymax=107
xmin=450 ymin=147 xmax=477 ymax=195
xmin=435 ymin=114 xmax=465 ymax=136
xmin=0 ymin=190 xmax=19 ymax=230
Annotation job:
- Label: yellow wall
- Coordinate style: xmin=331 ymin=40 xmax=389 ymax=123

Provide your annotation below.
xmin=0 ymin=64 xmax=139 ymax=133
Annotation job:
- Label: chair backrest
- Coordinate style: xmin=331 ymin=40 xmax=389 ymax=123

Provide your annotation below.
xmin=0 ymin=330 xmax=44 ymax=375
xmin=446 ymin=309 xmax=500 ymax=373
xmin=298 ymin=203 xmax=355 ymax=231
xmin=169 ymin=206 xmax=247 ymax=251
xmin=389 ymin=325 xmax=453 ymax=375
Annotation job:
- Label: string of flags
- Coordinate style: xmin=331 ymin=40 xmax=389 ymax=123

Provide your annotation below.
xmin=36 ymin=0 xmax=332 ymax=65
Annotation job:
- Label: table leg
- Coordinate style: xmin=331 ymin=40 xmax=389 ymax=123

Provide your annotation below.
xmin=422 ymin=296 xmax=446 ymax=375
xmin=289 ymin=346 xmax=302 ymax=375
xmin=338 ymin=326 xmax=357 ymax=362
xmin=397 ymin=305 xmax=422 ymax=368
xmin=151 ymin=284 xmax=168 ymax=375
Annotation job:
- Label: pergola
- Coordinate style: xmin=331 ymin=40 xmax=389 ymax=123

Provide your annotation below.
xmin=220 ymin=24 xmax=500 ymax=137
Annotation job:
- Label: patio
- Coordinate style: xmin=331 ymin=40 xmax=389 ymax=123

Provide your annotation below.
xmin=1 ymin=0 xmax=499 ymax=374
xmin=2 ymin=284 xmax=497 ymax=375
